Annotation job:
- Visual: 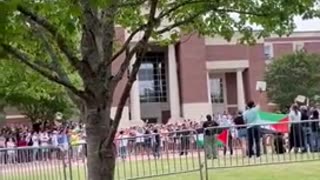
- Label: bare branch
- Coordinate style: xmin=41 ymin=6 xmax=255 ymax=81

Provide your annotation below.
xmin=108 ymin=25 xmax=146 ymax=65
xmin=0 ymin=43 xmax=85 ymax=98
xmin=156 ymin=10 xmax=207 ymax=34
xmin=156 ymin=8 xmax=270 ymax=34
xmin=119 ymin=0 xmax=148 ymax=7
xmin=157 ymin=0 xmax=210 ymax=20
xmin=16 ymin=5 xmax=82 ymax=71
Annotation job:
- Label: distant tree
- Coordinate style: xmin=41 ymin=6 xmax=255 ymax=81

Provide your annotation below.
xmin=265 ymin=52 xmax=320 ymax=112
xmin=0 ymin=60 xmax=74 ymax=124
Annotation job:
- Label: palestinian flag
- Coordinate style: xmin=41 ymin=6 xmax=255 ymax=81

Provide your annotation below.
xmin=195 ymin=111 xmax=288 ymax=147
xmin=217 ymin=129 xmax=228 ymax=147
xmin=257 ymin=111 xmax=289 ymax=133
xmin=195 ymin=130 xmax=228 ymax=147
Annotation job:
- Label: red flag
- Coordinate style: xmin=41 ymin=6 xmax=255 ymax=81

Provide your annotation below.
xmin=217 ymin=129 xmax=228 ymax=145
xmin=271 ymin=117 xmax=289 ymax=133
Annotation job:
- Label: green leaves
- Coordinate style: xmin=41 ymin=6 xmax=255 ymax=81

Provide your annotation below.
xmin=265 ymin=52 xmax=320 ymax=111
xmin=0 ymin=59 xmax=74 ymax=122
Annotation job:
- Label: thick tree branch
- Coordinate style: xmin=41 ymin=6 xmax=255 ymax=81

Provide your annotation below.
xmin=109 ymin=55 xmax=142 ymax=137
xmin=0 ymin=43 xmax=85 ymax=98
xmin=79 ymin=0 xmax=118 ymax=81
xmin=17 ymin=5 xmax=83 ymax=72
xmin=79 ymin=0 xmax=104 ymax=66
xmin=104 ymin=0 xmax=159 ymax=146
xmin=111 ymin=0 xmax=159 ymax=84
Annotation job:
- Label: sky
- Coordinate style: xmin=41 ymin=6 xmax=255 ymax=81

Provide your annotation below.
xmin=231 ymin=13 xmax=320 ymax=32
xmin=292 ymin=16 xmax=320 ymax=31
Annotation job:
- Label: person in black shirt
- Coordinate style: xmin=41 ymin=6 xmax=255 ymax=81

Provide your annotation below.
xmin=310 ymin=110 xmax=320 ymax=152
xmin=301 ymin=107 xmax=310 ymax=152
xmin=179 ymin=124 xmax=191 ymax=156
xmin=144 ymin=130 xmax=152 ymax=154
xmin=233 ymin=112 xmax=247 ymax=156
xmin=152 ymin=129 xmax=161 ymax=158
xmin=273 ymin=132 xmax=286 ymax=154
xmin=203 ymin=115 xmax=219 ymax=159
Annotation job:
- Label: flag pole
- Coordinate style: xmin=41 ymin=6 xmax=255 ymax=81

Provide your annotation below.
xmin=258 ymin=88 xmax=263 ymax=107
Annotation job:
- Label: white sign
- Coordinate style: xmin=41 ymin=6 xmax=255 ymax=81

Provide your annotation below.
xmin=295 ymin=95 xmax=306 ymax=103
xmin=55 ymin=112 xmax=63 ymax=120
xmin=256 ymin=81 xmax=267 ymax=91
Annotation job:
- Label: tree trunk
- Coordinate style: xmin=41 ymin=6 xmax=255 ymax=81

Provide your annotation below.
xmin=85 ymin=103 xmax=116 ymax=180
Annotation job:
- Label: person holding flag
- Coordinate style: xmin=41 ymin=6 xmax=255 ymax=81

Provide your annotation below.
xmin=243 ymin=101 xmax=261 ymax=158
xmin=219 ymin=115 xmax=234 ymax=156
xmin=203 ymin=115 xmax=219 ymax=159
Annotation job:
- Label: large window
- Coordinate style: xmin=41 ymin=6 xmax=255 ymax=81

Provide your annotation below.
xmin=210 ymin=78 xmax=224 ymax=103
xmin=138 ymin=52 xmax=167 ymax=103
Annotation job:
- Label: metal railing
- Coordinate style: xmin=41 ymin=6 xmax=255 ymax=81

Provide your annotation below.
xmin=1 ymin=119 xmax=320 ymax=180
xmin=1 ymin=146 xmax=68 ymax=180
xmin=203 ymin=119 xmax=320 ymax=180
xmin=112 ymin=129 xmax=203 ymax=180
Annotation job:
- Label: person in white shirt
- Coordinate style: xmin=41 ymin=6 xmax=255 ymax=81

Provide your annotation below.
xmin=40 ymin=131 xmax=50 ymax=160
xmin=6 ymin=137 xmax=16 ymax=163
xmin=40 ymin=131 xmax=50 ymax=147
xmin=31 ymin=132 xmax=40 ymax=161
xmin=51 ymin=131 xmax=59 ymax=147
xmin=288 ymin=104 xmax=304 ymax=153
xmin=51 ymin=131 xmax=59 ymax=159
xmin=134 ymin=129 xmax=144 ymax=155
xmin=118 ymin=131 xmax=129 ymax=160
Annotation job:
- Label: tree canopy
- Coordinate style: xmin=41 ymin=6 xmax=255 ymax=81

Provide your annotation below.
xmin=0 ymin=0 xmax=318 ymax=179
xmin=0 ymin=0 xmax=318 ymax=133
xmin=265 ymin=52 xmax=320 ymax=112
xmin=0 ymin=59 xmax=74 ymax=123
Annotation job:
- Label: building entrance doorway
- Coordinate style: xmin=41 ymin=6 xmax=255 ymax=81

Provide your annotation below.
xmin=209 ymin=73 xmax=227 ymax=115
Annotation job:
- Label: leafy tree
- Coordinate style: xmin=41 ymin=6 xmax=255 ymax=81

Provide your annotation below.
xmin=0 ymin=60 xmax=74 ymax=124
xmin=0 ymin=0 xmax=317 ymax=179
xmin=265 ymin=52 xmax=320 ymax=112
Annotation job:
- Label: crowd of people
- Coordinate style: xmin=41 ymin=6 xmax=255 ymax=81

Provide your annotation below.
xmin=1 ymin=101 xmax=320 ymax=164
xmin=115 ymin=101 xmax=320 ymax=160
xmin=0 ymin=123 xmax=87 ymax=163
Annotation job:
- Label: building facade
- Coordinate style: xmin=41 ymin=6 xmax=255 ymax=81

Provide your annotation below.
xmin=3 ymin=30 xmax=320 ymax=127
xmin=112 ymin=30 xmax=320 ymax=127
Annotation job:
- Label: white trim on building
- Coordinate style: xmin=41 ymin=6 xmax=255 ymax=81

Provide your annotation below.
xmin=204 ymin=31 xmax=320 ymax=45
xmin=206 ymin=60 xmax=249 ymax=70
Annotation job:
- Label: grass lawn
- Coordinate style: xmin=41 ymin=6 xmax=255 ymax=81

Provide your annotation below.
xmin=3 ymin=153 xmax=320 ymax=180
xmin=162 ymin=161 xmax=320 ymax=180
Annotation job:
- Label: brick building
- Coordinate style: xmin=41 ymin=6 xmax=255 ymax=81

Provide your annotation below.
xmin=112 ymin=30 xmax=320 ymax=127
xmin=3 ymin=30 xmax=320 ymax=127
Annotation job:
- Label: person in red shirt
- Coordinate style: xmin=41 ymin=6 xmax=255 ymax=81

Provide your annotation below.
xmin=17 ymin=135 xmax=28 ymax=163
